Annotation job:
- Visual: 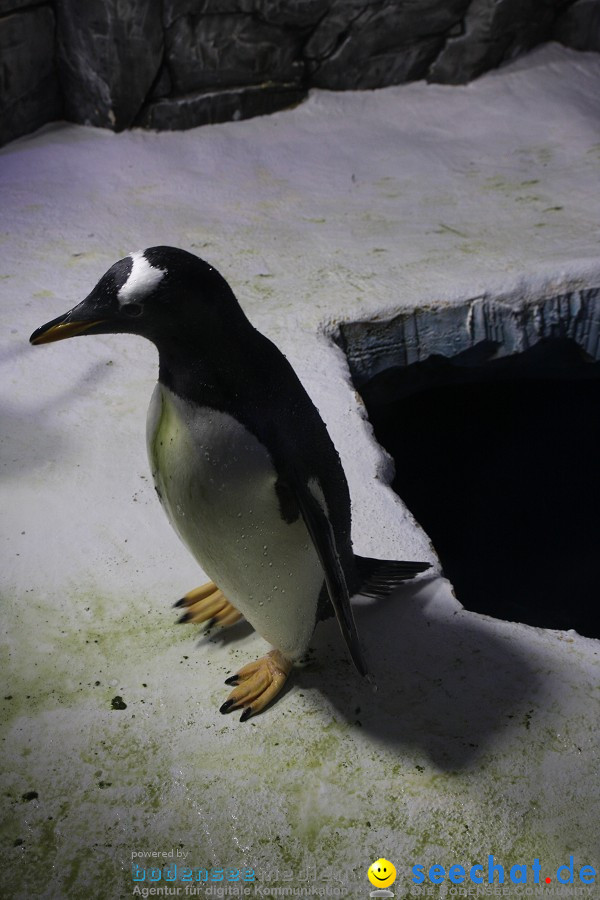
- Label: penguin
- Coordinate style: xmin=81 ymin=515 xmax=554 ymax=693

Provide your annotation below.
xmin=30 ymin=247 xmax=431 ymax=720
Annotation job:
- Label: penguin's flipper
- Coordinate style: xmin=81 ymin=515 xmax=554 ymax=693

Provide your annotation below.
xmin=220 ymin=649 xmax=293 ymax=721
xmin=294 ymin=481 xmax=369 ymax=679
xmin=174 ymin=581 xmax=244 ymax=628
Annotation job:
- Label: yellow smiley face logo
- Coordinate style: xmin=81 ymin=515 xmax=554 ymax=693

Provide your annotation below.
xmin=368 ymin=858 xmax=397 ymax=888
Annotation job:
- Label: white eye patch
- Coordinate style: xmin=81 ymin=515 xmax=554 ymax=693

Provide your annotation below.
xmin=118 ymin=251 xmax=166 ymax=304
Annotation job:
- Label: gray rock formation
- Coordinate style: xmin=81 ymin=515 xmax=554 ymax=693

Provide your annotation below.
xmin=553 ymin=0 xmax=600 ymax=52
xmin=165 ymin=13 xmax=304 ymax=92
xmin=0 ymin=0 xmax=43 ymax=10
xmin=0 ymin=4 xmax=61 ymax=146
xmin=428 ymin=0 xmax=562 ymax=84
xmin=1 ymin=0 xmax=596 ymax=147
xmin=139 ymin=82 xmax=307 ymax=130
xmin=306 ymin=0 xmax=470 ymax=89
xmin=162 ymin=1 xmax=330 ymax=30
xmin=55 ymin=0 xmax=163 ymax=130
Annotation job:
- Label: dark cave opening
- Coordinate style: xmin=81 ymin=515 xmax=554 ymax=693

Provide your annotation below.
xmin=361 ymin=338 xmax=600 ymax=638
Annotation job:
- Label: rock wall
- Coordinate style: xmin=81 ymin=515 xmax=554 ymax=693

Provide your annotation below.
xmin=1 ymin=0 xmax=595 ymax=147
xmin=0 ymin=1 xmax=62 ymax=146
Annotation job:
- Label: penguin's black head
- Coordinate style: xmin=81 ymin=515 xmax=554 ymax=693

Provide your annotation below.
xmin=30 ymin=246 xmax=242 ymax=347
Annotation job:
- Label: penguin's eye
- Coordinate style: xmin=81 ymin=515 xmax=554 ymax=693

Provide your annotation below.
xmin=121 ymin=302 xmax=143 ymax=317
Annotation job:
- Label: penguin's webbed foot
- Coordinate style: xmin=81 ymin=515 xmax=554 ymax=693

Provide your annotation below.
xmin=174 ymin=581 xmax=243 ymax=628
xmin=221 ymin=649 xmax=292 ymax=721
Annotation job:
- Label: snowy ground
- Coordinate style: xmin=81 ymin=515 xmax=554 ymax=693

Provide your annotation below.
xmin=1 ymin=43 xmax=600 ymax=899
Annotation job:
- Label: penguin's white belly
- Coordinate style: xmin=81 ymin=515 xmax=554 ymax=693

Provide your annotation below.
xmin=147 ymin=383 xmax=323 ymax=659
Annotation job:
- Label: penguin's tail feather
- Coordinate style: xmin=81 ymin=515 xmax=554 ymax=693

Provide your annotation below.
xmin=355 ymin=555 xmax=431 ymax=600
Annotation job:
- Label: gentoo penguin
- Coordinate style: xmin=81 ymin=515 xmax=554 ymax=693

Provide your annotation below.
xmin=30 ymin=247 xmax=430 ymax=720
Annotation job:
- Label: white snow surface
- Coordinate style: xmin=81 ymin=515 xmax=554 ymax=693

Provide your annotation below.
xmin=1 ymin=44 xmax=600 ymax=897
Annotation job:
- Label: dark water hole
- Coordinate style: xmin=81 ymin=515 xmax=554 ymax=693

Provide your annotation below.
xmin=362 ymin=338 xmax=600 ymax=638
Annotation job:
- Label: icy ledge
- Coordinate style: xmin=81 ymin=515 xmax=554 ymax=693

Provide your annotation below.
xmin=338 ymin=285 xmax=600 ymax=385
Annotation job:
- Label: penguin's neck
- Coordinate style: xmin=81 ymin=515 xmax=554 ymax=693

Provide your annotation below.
xmin=155 ymin=320 xmax=266 ymax=412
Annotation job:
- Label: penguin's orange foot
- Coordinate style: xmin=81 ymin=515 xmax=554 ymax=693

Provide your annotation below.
xmin=220 ymin=649 xmax=293 ymax=721
xmin=174 ymin=581 xmax=243 ymax=628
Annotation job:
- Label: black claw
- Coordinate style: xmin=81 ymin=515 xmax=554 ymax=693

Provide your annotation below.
xmin=177 ymin=612 xmax=191 ymax=624
xmin=173 ymin=597 xmax=188 ymax=608
xmin=240 ymin=707 xmax=253 ymax=723
xmin=220 ymin=699 xmax=235 ymax=714
xmin=224 ymin=675 xmax=239 ymax=686
xmin=207 ymin=617 xmax=218 ymax=628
